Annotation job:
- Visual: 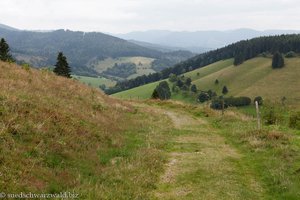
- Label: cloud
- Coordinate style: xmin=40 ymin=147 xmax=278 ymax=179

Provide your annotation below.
xmin=0 ymin=0 xmax=299 ymax=33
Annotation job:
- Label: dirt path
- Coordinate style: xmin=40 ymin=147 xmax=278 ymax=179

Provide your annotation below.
xmin=154 ymin=109 xmax=264 ymax=200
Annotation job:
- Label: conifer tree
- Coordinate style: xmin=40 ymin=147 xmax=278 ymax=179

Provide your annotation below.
xmin=0 ymin=38 xmax=13 ymax=62
xmin=222 ymin=86 xmax=228 ymax=95
xmin=54 ymin=52 xmax=71 ymax=78
xmin=272 ymin=52 xmax=284 ymax=69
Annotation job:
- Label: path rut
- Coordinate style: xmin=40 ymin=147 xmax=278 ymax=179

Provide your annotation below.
xmin=155 ymin=109 xmax=264 ymax=200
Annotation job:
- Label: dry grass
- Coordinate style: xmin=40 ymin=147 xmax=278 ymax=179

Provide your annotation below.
xmin=0 ymin=61 xmax=171 ymax=198
xmin=238 ymin=58 xmax=300 ymax=106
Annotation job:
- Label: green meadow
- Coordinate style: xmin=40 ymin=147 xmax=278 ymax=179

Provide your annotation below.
xmin=73 ymin=75 xmax=116 ymax=88
xmin=114 ymin=57 xmax=300 ymax=107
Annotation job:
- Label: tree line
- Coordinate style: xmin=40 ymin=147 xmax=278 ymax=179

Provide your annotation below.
xmin=106 ymin=34 xmax=300 ymax=94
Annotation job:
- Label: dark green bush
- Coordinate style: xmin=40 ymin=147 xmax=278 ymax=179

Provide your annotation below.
xmin=224 ymin=96 xmax=251 ymax=107
xmin=198 ymin=92 xmax=210 ymax=103
xmin=151 ymin=81 xmax=171 ymax=100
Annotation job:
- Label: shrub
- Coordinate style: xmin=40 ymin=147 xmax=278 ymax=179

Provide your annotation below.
xmin=224 ymin=96 xmax=251 ymax=107
xmin=207 ymin=90 xmax=217 ymax=99
xmin=254 ymin=96 xmax=263 ymax=105
xmin=151 ymin=81 xmax=171 ymax=100
xmin=262 ymin=104 xmax=283 ymax=125
xmin=210 ymin=99 xmax=228 ymax=110
xmin=22 ymin=63 xmax=31 ymax=71
xmin=285 ymin=51 xmax=296 ymax=58
xmin=198 ymin=92 xmax=210 ymax=103
xmin=289 ymin=111 xmax=300 ymax=129
xmin=210 ymin=96 xmax=251 ymax=109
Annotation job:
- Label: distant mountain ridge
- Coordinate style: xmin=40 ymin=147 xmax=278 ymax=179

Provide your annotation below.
xmin=0 ymin=24 xmax=162 ymax=76
xmin=115 ymin=29 xmax=300 ymax=52
xmin=0 ymin=23 xmax=194 ymax=78
xmin=0 ymin=23 xmax=20 ymax=31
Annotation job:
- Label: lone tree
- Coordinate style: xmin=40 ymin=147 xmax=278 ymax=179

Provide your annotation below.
xmin=0 ymin=38 xmax=13 ymax=62
xmin=222 ymin=86 xmax=229 ymax=95
xmin=54 ymin=52 xmax=71 ymax=78
xmin=272 ymin=52 xmax=284 ymax=69
xmin=151 ymin=81 xmax=171 ymax=100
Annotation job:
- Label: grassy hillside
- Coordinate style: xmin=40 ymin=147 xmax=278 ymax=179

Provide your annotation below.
xmin=0 ymin=61 xmax=173 ymax=199
xmin=114 ymin=57 xmax=300 ymax=107
xmin=1 ymin=61 xmax=300 ymax=199
xmin=113 ymin=59 xmax=234 ymax=100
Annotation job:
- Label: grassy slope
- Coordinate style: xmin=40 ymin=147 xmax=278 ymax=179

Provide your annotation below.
xmin=73 ymin=75 xmax=116 ymax=88
xmin=192 ymin=57 xmax=272 ymax=95
xmin=237 ymin=58 xmax=300 ymax=105
xmin=113 ymin=59 xmax=233 ymax=100
xmin=1 ymin=61 xmax=300 ymax=199
xmin=0 ymin=62 xmax=173 ymax=199
xmin=114 ymin=57 xmax=300 ymax=107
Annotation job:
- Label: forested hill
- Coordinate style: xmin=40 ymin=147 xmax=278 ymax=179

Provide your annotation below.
xmin=107 ymin=34 xmax=300 ymax=94
xmin=0 ymin=26 xmax=161 ymax=75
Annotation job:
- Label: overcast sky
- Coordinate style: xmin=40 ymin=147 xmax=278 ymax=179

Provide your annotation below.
xmin=0 ymin=0 xmax=299 ymax=33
